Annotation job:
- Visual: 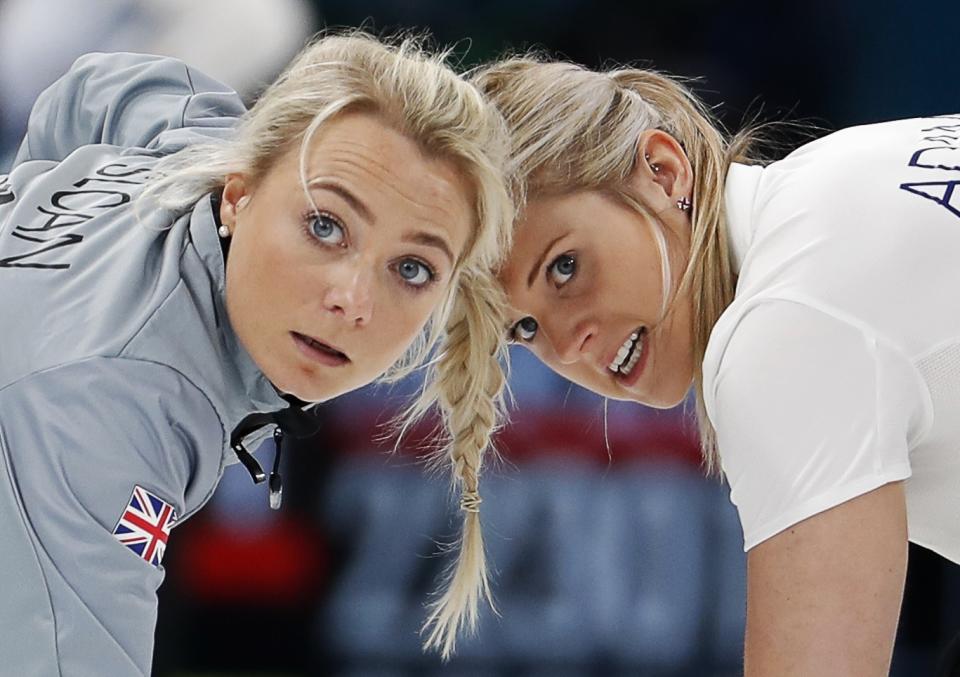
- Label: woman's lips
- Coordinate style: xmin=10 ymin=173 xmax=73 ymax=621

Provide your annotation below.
xmin=290 ymin=331 xmax=350 ymax=366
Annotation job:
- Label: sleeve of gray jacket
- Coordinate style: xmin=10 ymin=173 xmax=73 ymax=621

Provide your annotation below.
xmin=0 ymin=357 xmax=224 ymax=676
xmin=12 ymin=51 xmax=246 ymax=168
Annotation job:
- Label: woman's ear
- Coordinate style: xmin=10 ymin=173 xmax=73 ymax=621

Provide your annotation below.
xmin=220 ymin=174 xmax=251 ymax=232
xmin=629 ymin=129 xmax=694 ymax=214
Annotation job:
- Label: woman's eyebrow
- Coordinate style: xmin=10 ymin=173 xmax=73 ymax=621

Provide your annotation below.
xmin=308 ymin=177 xmax=454 ymax=266
xmin=528 ymin=234 xmax=565 ymax=288
xmin=307 ymin=178 xmax=374 ymax=223
xmin=403 ymin=231 xmax=454 ymax=267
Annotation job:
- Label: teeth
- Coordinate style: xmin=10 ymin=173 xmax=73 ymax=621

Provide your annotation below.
xmin=608 ymin=330 xmax=642 ymax=372
xmin=619 ymin=333 xmax=644 ymax=375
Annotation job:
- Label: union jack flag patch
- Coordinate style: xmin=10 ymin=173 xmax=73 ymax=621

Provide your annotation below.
xmin=112 ymin=485 xmax=178 ymax=567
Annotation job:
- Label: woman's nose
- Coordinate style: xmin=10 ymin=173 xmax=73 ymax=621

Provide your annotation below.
xmin=548 ymin=317 xmax=597 ymax=366
xmin=322 ymin=259 xmax=374 ymax=326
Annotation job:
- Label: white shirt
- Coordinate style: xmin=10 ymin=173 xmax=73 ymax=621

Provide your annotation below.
xmin=703 ymin=114 xmax=960 ymax=561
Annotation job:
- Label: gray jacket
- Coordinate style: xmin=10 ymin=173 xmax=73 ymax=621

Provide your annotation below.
xmin=0 ymin=52 xmax=290 ymax=675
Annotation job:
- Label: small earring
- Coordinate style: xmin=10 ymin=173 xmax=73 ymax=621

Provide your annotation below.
xmin=218 ymin=224 xmax=231 ymax=239
xmin=676 ymin=196 xmax=692 ymax=212
xmin=644 ymin=154 xmax=660 ymax=173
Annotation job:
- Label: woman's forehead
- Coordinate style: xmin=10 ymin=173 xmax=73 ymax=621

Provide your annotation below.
xmin=280 ymin=114 xmax=476 ymax=255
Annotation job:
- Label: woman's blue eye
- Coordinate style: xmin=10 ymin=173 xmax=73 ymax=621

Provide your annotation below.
xmin=397 ymin=258 xmax=433 ymax=287
xmin=512 ymin=316 xmax=538 ymax=342
xmin=548 ymin=253 xmax=576 ymax=286
xmin=310 ymin=213 xmax=345 ymax=245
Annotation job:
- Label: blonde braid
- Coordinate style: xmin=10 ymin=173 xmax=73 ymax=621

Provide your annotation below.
xmin=418 ymin=269 xmax=509 ymax=660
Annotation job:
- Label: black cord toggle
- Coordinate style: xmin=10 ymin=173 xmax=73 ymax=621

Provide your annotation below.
xmin=269 ymin=428 xmax=284 ymax=510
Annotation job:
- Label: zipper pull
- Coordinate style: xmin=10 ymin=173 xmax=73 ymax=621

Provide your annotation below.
xmin=233 ymin=441 xmax=266 ymax=484
xmin=269 ymin=428 xmax=284 ymax=510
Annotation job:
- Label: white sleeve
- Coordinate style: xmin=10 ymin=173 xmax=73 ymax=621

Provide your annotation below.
xmin=12 ymin=51 xmax=245 ymax=167
xmin=709 ymin=300 xmax=928 ymax=551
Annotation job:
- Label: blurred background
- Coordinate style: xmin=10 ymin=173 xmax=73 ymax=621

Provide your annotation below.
xmin=2 ymin=1 xmax=959 ymax=675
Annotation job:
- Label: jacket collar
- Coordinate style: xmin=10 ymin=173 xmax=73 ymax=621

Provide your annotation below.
xmin=190 ymin=193 xmax=288 ymax=431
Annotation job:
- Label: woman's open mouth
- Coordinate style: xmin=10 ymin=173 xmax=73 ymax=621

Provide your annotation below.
xmin=291 ymin=331 xmax=350 ymax=366
xmin=608 ymin=327 xmax=648 ymax=384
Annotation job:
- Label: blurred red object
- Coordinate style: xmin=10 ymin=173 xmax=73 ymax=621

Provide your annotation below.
xmin=173 ymin=512 xmax=328 ymax=605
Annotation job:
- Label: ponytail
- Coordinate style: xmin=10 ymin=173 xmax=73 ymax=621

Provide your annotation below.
xmin=607 ymin=69 xmax=738 ymax=473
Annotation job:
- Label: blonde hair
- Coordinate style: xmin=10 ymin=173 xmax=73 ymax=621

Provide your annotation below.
xmin=139 ymin=31 xmax=514 ymax=658
xmin=474 ymin=57 xmax=758 ymax=474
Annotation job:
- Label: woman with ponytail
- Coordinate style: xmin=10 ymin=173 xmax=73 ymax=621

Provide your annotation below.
xmin=476 ymin=57 xmax=960 ymax=674
xmin=0 ymin=31 xmax=512 ymax=673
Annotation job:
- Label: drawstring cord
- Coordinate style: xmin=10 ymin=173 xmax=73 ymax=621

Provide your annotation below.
xmin=229 ymin=402 xmax=319 ymax=511
xmin=231 ymin=440 xmax=266 ymax=485
xmin=230 ymin=420 xmax=291 ymax=511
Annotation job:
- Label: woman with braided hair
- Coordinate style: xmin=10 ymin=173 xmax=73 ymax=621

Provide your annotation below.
xmin=0 ymin=31 xmax=511 ymax=673
xmin=474 ymin=57 xmax=960 ymax=674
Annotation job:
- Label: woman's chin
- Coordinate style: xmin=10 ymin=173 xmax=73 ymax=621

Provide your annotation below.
xmin=617 ymin=377 xmax=692 ymax=409
xmin=266 ymin=367 xmax=341 ymax=403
